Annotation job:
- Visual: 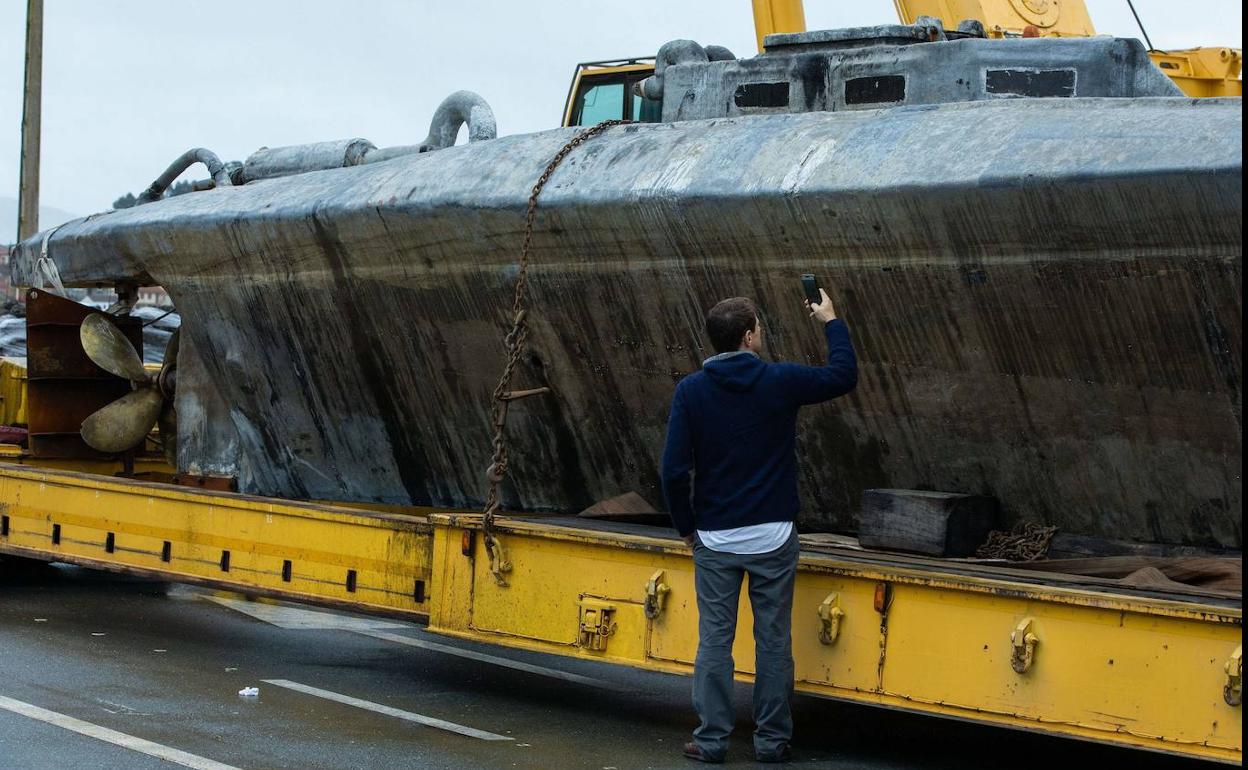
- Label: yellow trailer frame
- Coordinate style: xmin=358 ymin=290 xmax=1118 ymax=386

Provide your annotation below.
xmin=0 ymin=462 xmax=1240 ymax=762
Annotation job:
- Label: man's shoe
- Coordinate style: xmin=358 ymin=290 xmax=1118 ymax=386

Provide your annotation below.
xmin=755 ymin=743 xmax=793 ymax=763
xmin=683 ymin=741 xmax=725 ymax=764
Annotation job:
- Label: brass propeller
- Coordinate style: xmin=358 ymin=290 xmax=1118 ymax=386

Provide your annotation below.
xmin=78 ymin=314 xmax=179 ymax=460
xmin=80 ymin=313 xmax=149 ymax=382
xmin=80 ymin=388 xmax=165 ymax=453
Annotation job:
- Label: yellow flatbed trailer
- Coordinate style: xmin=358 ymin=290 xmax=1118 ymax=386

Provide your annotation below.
xmin=0 ymin=461 xmax=1240 ymax=763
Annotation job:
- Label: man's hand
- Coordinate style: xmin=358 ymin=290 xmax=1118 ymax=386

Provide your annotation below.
xmin=682 ymin=533 xmax=696 ymax=547
xmin=805 ymin=287 xmax=838 ymax=323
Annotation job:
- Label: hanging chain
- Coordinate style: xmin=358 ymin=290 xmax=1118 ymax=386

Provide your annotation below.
xmin=480 ymin=119 xmax=629 ymax=585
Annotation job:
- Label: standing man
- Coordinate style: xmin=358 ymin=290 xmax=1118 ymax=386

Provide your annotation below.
xmin=661 ymin=288 xmax=857 ymax=764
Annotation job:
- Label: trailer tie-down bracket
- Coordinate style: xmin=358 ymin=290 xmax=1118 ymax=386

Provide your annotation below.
xmin=487 ymin=537 xmax=512 ymax=586
xmin=1010 ymin=617 xmax=1039 ymax=674
xmin=817 ymin=593 xmax=845 ymax=645
xmin=644 ymin=570 xmax=670 ymax=620
xmin=1226 ymin=645 xmax=1242 ymax=707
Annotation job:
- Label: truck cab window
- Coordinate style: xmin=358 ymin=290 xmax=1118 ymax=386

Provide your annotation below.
xmin=573 ymin=82 xmax=625 ymax=125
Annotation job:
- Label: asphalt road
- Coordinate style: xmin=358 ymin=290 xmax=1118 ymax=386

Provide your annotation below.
xmin=0 ymin=559 xmax=1215 ymax=770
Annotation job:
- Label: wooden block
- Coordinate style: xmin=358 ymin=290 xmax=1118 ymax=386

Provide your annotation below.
xmin=857 ymin=489 xmax=998 ymax=557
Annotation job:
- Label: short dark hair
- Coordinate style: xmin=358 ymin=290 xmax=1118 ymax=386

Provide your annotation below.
xmin=705 ymin=297 xmax=758 ymax=354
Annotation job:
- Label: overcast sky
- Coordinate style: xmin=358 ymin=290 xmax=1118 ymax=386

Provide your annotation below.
xmin=1 ymin=0 xmax=1241 ymax=227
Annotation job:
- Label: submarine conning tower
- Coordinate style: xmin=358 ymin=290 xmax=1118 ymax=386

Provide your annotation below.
xmin=642 ymin=17 xmax=1182 ymax=122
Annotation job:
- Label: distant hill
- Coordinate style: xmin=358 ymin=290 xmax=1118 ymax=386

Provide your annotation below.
xmin=0 ymin=196 xmax=81 ymax=246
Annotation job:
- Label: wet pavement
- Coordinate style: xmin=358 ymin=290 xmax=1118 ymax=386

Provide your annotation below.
xmin=0 ymin=559 xmax=1213 ymax=770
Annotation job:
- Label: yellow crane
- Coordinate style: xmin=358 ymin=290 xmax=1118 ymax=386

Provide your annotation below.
xmin=562 ymin=0 xmax=1240 ymax=126
xmin=894 ymin=0 xmax=1242 ymax=96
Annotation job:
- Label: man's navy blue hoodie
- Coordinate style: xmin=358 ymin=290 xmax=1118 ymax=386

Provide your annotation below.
xmin=660 ymin=319 xmax=858 ymax=537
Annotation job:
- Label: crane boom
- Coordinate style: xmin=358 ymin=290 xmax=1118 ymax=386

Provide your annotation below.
xmin=751 ymin=0 xmax=807 ymax=53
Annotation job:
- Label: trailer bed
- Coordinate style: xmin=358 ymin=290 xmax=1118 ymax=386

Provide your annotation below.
xmin=1 ymin=463 xmax=1240 ymax=762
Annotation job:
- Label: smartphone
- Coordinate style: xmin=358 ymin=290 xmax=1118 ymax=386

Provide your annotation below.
xmin=800 ymin=274 xmax=821 ymax=305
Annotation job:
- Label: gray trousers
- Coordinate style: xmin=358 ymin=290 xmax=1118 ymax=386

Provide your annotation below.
xmin=691 ymin=531 xmax=799 ymax=759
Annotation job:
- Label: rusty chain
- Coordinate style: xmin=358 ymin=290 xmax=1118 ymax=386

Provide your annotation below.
xmin=976 ymin=522 xmax=1059 ymax=561
xmin=480 ymin=119 xmax=629 ymax=585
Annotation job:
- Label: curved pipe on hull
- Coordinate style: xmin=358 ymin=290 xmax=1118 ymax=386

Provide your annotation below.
xmin=364 ymin=90 xmax=498 ymax=163
xmin=137 ymin=148 xmax=232 ymax=204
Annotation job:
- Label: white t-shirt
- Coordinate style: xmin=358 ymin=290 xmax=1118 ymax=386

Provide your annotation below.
xmin=697 ymin=521 xmax=794 ymax=554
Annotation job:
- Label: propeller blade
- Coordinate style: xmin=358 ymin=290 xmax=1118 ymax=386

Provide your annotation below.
xmin=80 ymin=387 xmax=164 ymax=453
xmin=80 ymin=314 xmax=149 ymax=383
xmin=157 ymin=400 xmax=178 ymax=467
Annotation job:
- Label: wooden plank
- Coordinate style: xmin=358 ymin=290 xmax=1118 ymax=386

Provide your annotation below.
xmin=577 ymin=492 xmax=670 ymax=527
xmin=1012 ymin=556 xmax=1242 ymax=592
xmin=1047 ymin=532 xmax=1240 ymax=559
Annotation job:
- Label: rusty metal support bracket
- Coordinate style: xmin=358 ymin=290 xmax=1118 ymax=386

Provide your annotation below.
xmin=817 ymin=592 xmax=845 ymax=645
xmin=1010 ymin=617 xmax=1039 ymax=674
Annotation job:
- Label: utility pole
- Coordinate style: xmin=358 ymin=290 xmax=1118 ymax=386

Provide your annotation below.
xmin=17 ymin=0 xmax=44 ymax=242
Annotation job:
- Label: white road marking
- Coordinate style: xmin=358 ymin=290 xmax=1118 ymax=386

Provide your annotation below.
xmin=0 ymin=695 xmax=243 ymax=770
xmin=356 ymin=629 xmax=612 ymax=688
xmin=261 ymin=679 xmax=512 ymax=741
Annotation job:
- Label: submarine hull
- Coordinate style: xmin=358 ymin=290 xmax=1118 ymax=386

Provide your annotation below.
xmin=14 ymin=98 xmax=1243 ymax=547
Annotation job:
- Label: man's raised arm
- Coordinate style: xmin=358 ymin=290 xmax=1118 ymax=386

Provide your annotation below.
xmin=782 ymin=287 xmax=858 ymax=406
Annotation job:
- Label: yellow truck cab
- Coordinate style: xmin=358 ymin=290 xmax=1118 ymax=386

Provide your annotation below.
xmin=562 ymin=59 xmax=659 ymax=127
